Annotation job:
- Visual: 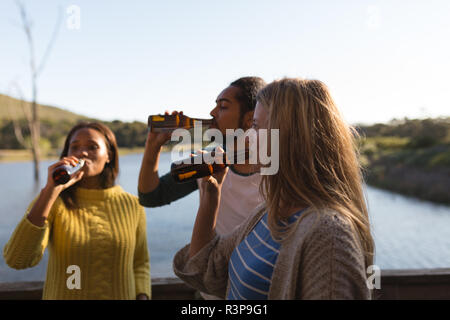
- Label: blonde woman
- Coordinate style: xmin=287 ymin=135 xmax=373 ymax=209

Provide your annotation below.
xmin=173 ymin=78 xmax=374 ymax=299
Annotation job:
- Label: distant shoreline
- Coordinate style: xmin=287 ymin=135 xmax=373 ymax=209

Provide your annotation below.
xmin=0 ymin=145 xmax=197 ymax=163
xmin=0 ymin=148 xmax=145 ymax=163
xmin=1 ymin=146 xmax=449 ymax=206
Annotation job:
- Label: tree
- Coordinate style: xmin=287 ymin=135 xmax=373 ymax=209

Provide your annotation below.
xmin=14 ymin=1 xmax=62 ymax=182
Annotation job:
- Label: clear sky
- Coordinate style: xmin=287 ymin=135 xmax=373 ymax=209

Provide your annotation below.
xmin=1 ymin=0 xmax=449 ymax=125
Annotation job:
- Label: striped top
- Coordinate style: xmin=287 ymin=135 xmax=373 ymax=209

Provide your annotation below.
xmin=227 ymin=209 xmax=305 ymax=300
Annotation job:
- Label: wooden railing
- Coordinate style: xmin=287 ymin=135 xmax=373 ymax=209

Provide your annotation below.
xmin=373 ymin=268 xmax=450 ymax=300
xmin=1 ymin=268 xmax=449 ymax=300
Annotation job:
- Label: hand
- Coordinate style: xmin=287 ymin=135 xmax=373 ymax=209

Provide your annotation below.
xmin=188 ymin=147 xmax=227 ymax=258
xmin=136 ymin=293 xmax=149 ymax=300
xmin=199 ymin=147 xmax=228 ymax=196
xmin=46 ymin=156 xmax=85 ymax=193
xmin=27 ymin=156 xmax=85 ymax=227
xmin=146 ymin=110 xmax=183 ymax=149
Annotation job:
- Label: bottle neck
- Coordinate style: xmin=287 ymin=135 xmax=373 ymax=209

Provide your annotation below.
xmin=192 ymin=118 xmax=213 ymax=126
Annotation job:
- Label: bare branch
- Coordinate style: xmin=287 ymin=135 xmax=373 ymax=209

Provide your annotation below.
xmin=13 ymin=0 xmax=60 ymax=182
xmin=16 ymin=0 xmax=36 ymax=78
xmin=36 ymin=6 xmax=63 ymax=76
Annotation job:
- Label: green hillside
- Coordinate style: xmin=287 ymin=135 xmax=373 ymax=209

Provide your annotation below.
xmin=0 ymin=94 xmax=88 ymax=123
xmin=0 ymin=93 xmax=148 ymax=151
xmin=1 ymin=93 xmax=449 ymax=204
xmin=358 ymin=117 xmax=450 ymax=204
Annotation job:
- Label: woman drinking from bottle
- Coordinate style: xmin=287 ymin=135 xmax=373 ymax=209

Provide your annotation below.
xmin=173 ymin=78 xmax=374 ymax=299
xmin=3 ymin=122 xmax=150 ymax=300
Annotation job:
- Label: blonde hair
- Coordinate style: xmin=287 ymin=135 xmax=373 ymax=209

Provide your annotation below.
xmin=257 ymin=78 xmax=374 ymax=268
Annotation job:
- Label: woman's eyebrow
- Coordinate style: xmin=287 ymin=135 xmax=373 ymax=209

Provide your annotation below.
xmin=70 ymin=139 xmax=99 ymax=145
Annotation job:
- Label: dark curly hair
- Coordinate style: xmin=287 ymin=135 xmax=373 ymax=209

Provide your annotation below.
xmin=230 ymin=77 xmax=266 ymax=121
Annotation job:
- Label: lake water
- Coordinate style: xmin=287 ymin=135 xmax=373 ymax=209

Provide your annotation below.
xmin=1 ymin=153 xmax=450 ymax=282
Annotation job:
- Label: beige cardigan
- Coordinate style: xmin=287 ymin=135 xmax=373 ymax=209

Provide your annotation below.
xmin=173 ymin=204 xmax=371 ymax=300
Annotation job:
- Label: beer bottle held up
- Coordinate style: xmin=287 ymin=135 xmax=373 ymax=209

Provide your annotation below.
xmin=148 ymin=114 xmax=213 ymax=133
xmin=52 ymin=159 xmax=85 ymax=185
xmin=170 ymin=150 xmax=249 ymax=183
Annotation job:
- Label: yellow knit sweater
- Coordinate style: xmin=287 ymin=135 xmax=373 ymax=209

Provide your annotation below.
xmin=3 ymin=185 xmax=151 ymax=300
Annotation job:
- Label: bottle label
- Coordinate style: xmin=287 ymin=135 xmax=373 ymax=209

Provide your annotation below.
xmin=151 ymin=115 xmax=165 ymax=122
xmin=178 ymin=171 xmax=197 ymax=181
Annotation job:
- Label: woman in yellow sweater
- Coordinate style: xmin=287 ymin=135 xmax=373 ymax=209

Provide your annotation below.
xmin=3 ymin=122 xmax=150 ymax=300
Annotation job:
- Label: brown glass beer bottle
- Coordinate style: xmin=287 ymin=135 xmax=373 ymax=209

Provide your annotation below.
xmin=52 ymin=159 xmax=85 ymax=185
xmin=170 ymin=150 xmax=249 ymax=183
xmin=148 ymin=114 xmax=213 ymax=133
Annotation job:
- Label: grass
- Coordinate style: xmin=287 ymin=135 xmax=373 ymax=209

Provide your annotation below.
xmin=359 ymin=136 xmax=450 ymax=204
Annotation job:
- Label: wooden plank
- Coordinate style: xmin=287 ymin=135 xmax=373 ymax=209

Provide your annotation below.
xmin=1 ymin=269 xmax=450 ymax=300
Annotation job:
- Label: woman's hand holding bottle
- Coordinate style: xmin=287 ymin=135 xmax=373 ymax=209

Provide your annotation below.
xmin=199 ymin=147 xmax=229 ymax=198
xmin=47 ymin=156 xmax=85 ymax=191
xmin=27 ymin=156 xmax=85 ymax=227
xmin=188 ymin=148 xmax=228 ymax=258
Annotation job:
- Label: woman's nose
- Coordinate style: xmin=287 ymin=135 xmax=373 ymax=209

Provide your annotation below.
xmin=74 ymin=150 xmax=89 ymax=159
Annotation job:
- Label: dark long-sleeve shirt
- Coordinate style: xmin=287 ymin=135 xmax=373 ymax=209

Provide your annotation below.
xmin=138 ymin=172 xmax=198 ymax=207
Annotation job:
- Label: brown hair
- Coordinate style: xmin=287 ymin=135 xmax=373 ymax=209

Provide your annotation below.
xmin=59 ymin=122 xmax=119 ymax=209
xmin=256 ymin=78 xmax=374 ymax=269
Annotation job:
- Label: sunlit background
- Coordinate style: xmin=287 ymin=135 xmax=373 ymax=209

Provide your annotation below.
xmin=1 ymin=0 xmax=449 ymax=125
xmin=1 ymin=1 xmax=450 ymax=291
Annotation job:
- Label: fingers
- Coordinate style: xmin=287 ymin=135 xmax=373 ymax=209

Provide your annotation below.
xmin=164 ymin=110 xmax=183 ymax=116
xmin=47 ymin=156 xmax=83 ymax=190
xmin=201 ymin=175 xmax=219 ymax=190
xmin=148 ymin=110 xmax=183 ymax=144
xmin=201 ymin=172 xmax=225 ymax=195
xmin=48 ymin=156 xmax=79 ymax=171
xmin=213 ymin=166 xmax=228 ymax=185
xmin=195 ymin=149 xmax=207 ymax=156
xmin=213 ymin=146 xmax=226 ymax=164
xmin=62 ymin=156 xmax=80 ymax=167
xmin=71 ymin=170 xmax=85 ymax=184
xmin=62 ymin=170 xmax=85 ymax=189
